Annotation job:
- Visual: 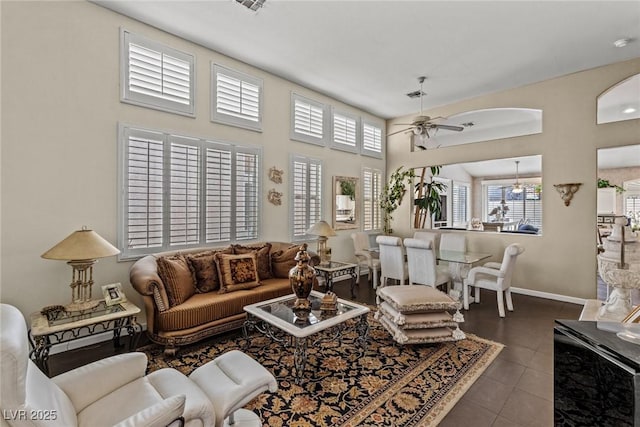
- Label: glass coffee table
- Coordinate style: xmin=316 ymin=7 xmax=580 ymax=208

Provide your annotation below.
xmin=243 ymin=290 xmax=369 ymax=384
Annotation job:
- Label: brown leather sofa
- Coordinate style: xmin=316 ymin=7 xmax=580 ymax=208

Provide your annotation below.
xmin=130 ymin=242 xmax=318 ymax=355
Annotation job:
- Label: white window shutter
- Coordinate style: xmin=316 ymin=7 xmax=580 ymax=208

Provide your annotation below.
xmin=169 ymin=137 xmax=200 ymax=246
xmin=332 ymin=110 xmax=358 ymax=152
xmin=362 ymin=122 xmax=383 ymax=158
xmin=122 ymin=30 xmax=195 ymax=116
xmin=363 ymin=168 xmax=382 ymax=231
xmin=291 ymin=156 xmax=323 ymax=239
xmin=205 ymin=146 xmax=233 ymax=243
xmin=235 ymin=150 xmax=259 ymax=240
xmin=212 ymin=64 xmax=263 ymax=131
xmin=291 ymin=93 xmax=326 ymax=145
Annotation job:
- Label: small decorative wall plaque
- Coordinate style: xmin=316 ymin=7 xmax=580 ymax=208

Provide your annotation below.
xmin=268 ymin=166 xmax=283 ymax=184
xmin=268 ymin=189 xmax=282 ymax=205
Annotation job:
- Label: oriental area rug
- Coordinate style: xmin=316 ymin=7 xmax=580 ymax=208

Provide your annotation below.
xmin=142 ymin=313 xmax=503 ymax=427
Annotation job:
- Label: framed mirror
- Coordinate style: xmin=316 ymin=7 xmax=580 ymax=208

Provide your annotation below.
xmin=333 ymin=176 xmax=358 ymax=230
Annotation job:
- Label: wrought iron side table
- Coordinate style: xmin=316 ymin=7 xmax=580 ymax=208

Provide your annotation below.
xmin=314 ymin=261 xmax=358 ymax=298
xmin=29 ymin=300 xmax=141 ymax=376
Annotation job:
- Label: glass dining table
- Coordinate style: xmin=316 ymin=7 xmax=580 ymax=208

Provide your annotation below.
xmin=436 ymin=249 xmax=492 ymax=300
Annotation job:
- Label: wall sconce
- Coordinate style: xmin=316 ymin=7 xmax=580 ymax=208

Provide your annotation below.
xmin=553 ymin=183 xmax=582 ymax=206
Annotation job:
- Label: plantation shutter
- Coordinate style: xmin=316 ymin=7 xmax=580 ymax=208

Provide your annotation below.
xmin=235 ymin=150 xmax=259 ymax=240
xmin=363 ymin=168 xmax=382 ymax=231
xmin=124 ymin=129 xmax=164 ymax=252
xmin=213 ymin=65 xmax=262 ymax=130
xmin=452 ymin=183 xmax=469 ymax=226
xmin=291 ymin=156 xmax=323 ymax=239
xmin=205 ymin=145 xmax=233 ymax=243
xmin=291 ymin=93 xmax=326 ymax=145
xmin=333 ymin=112 xmax=357 ymax=150
xmin=169 ymin=137 xmax=201 ymax=246
xmin=122 ymin=30 xmax=194 ymax=116
xmin=362 ymin=122 xmax=383 ymax=157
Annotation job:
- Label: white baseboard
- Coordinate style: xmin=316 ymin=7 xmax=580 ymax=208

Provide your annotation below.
xmin=510 ymin=287 xmax=586 ymax=305
xmin=48 ymin=322 xmax=147 ymax=355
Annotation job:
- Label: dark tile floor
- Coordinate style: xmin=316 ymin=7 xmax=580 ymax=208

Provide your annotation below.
xmin=48 ymin=275 xmax=584 ymax=426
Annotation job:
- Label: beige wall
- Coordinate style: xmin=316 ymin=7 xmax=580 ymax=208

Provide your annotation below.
xmin=0 ymin=1 xmax=384 ymax=320
xmin=387 ymin=58 xmax=640 ymax=299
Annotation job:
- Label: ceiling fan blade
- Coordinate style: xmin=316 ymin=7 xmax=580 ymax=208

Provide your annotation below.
xmin=387 ymin=127 xmax=414 ymax=137
xmin=392 ymin=123 xmax=415 ymax=126
xmin=434 ymin=124 xmax=464 ymax=132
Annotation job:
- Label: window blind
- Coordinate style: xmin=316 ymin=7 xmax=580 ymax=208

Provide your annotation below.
xmin=333 ymin=112 xmax=357 ymax=149
xmin=291 ymin=156 xmax=323 ymax=239
xmin=452 ymin=183 xmax=469 ymax=226
xmin=363 ymin=168 xmax=382 ymax=231
xmin=291 ymin=94 xmax=325 ymax=145
xmin=485 ymin=183 xmax=542 ymax=229
xmin=119 ymin=125 xmax=261 ymax=258
xmin=213 ymin=65 xmax=262 ymax=130
xmin=122 ymin=30 xmax=194 ymax=116
xmin=362 ymin=123 xmax=383 ymax=156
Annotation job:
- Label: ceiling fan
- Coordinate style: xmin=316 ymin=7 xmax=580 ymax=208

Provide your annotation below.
xmin=388 ymin=77 xmax=464 ymax=143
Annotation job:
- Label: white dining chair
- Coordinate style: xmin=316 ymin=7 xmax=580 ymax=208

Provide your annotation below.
xmin=439 ymin=233 xmax=466 ymax=252
xmin=413 ymin=231 xmax=437 ymax=247
xmin=404 ymin=238 xmax=452 ymax=292
xmin=375 ymin=235 xmax=408 ymax=289
xmin=463 ymin=243 xmax=525 ymax=317
xmin=351 ymin=232 xmax=381 ymax=289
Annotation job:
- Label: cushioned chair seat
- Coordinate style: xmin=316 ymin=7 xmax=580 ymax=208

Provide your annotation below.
xmin=159 ymin=280 xmax=291 ymax=331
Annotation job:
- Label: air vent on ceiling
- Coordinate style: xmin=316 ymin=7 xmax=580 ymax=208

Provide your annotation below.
xmin=235 ymin=0 xmax=266 ymax=12
xmin=406 ymin=90 xmax=426 ymax=99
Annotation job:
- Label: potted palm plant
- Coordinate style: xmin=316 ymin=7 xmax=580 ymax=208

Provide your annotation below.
xmin=413 ymin=165 xmax=447 ymax=229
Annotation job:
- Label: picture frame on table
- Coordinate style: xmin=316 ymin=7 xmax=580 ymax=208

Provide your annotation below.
xmin=102 ymin=282 xmax=126 ymax=306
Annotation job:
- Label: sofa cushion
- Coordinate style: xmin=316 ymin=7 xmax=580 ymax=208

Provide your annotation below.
xmin=157 ymin=279 xmax=292 ymax=331
xmin=233 ymin=243 xmax=273 ymax=280
xmin=271 ymin=244 xmax=301 ymax=278
xmin=157 ymin=255 xmax=196 ymax=307
xmin=215 ymin=253 xmax=261 ymax=293
xmin=186 ymin=248 xmax=233 ymax=293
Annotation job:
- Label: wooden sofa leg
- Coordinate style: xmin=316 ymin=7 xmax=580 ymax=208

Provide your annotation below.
xmin=164 ymin=339 xmax=178 ymax=357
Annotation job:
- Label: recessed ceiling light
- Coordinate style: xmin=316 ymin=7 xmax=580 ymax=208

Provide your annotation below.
xmin=614 ymin=38 xmax=632 ymax=48
xmin=623 ymin=107 xmax=637 ymax=114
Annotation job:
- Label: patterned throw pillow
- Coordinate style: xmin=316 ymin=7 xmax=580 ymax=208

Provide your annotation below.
xmin=232 ymin=243 xmax=273 ymax=280
xmin=186 ymin=248 xmax=233 ymax=293
xmin=270 ymin=245 xmax=302 ymax=278
xmin=156 ymin=254 xmax=196 ymax=307
xmin=214 ymin=252 xmax=261 ymax=293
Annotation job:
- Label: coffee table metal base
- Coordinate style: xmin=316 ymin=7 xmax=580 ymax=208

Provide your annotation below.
xmin=243 ymin=313 xmax=369 ymax=384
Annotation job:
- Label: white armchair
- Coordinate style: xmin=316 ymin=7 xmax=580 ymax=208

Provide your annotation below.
xmin=404 ymin=238 xmax=452 ymax=291
xmin=376 ymin=235 xmax=408 ymax=289
xmin=351 ymin=232 xmax=381 ymax=289
xmin=0 ymin=303 xmax=276 ymax=427
xmin=413 ymin=231 xmax=437 ymax=246
xmin=463 ymin=244 xmax=525 ymax=317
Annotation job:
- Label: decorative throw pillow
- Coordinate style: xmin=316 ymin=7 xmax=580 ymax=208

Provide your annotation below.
xmin=232 ymin=243 xmax=273 ymax=280
xmin=186 ymin=248 xmax=233 ymax=293
xmin=156 ymin=254 xmax=196 ymax=307
xmin=214 ymin=252 xmax=261 ymax=293
xmin=271 ymin=245 xmax=302 ymax=278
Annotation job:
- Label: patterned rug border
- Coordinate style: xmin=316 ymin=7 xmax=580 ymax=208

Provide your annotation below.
xmin=140 ymin=322 xmax=504 ymax=427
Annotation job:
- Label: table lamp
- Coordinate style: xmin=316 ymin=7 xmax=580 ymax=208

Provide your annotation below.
xmin=306 ymin=220 xmax=336 ymax=266
xmin=42 ymin=227 xmax=121 ymax=312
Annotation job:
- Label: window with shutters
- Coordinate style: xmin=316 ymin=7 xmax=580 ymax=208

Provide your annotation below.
xmin=121 ymin=29 xmax=195 ymax=116
xmin=484 ymin=179 xmax=542 ymax=230
xmin=363 ymin=167 xmax=382 ymax=231
xmin=361 ymin=120 xmax=384 ymax=158
xmin=331 ymin=109 xmax=359 ymax=153
xmin=118 ymin=124 xmax=261 ymax=259
xmin=211 ymin=64 xmax=263 ymax=131
xmin=291 ymin=93 xmax=327 ymax=146
xmin=290 ymin=155 xmax=323 ymax=240
xmin=452 ymin=182 xmax=470 ymax=227
xmin=624 ymin=180 xmax=640 ymax=229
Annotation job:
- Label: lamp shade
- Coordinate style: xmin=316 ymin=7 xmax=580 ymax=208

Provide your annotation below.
xmin=306 ymin=220 xmax=336 ymax=237
xmin=42 ymin=228 xmax=120 ymax=261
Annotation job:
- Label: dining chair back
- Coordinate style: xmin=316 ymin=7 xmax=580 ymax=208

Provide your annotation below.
xmin=375 ymin=235 xmax=408 ymax=288
xmin=439 ymin=233 xmax=466 ymax=252
xmin=413 ymin=231 xmax=437 ymax=247
xmin=351 ymin=232 xmax=380 ymax=289
xmin=404 ymin=238 xmax=451 ymax=291
xmin=463 ymin=243 xmax=525 ymax=317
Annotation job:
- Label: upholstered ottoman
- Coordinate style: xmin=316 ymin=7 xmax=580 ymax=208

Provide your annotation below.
xmin=375 ymin=285 xmax=465 ymax=344
xmin=189 ymin=350 xmax=277 ymax=427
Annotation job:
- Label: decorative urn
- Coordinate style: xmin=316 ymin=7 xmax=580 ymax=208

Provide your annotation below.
xmin=597 ymin=217 xmax=640 ymax=321
xmin=289 ymin=244 xmax=316 ymax=314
